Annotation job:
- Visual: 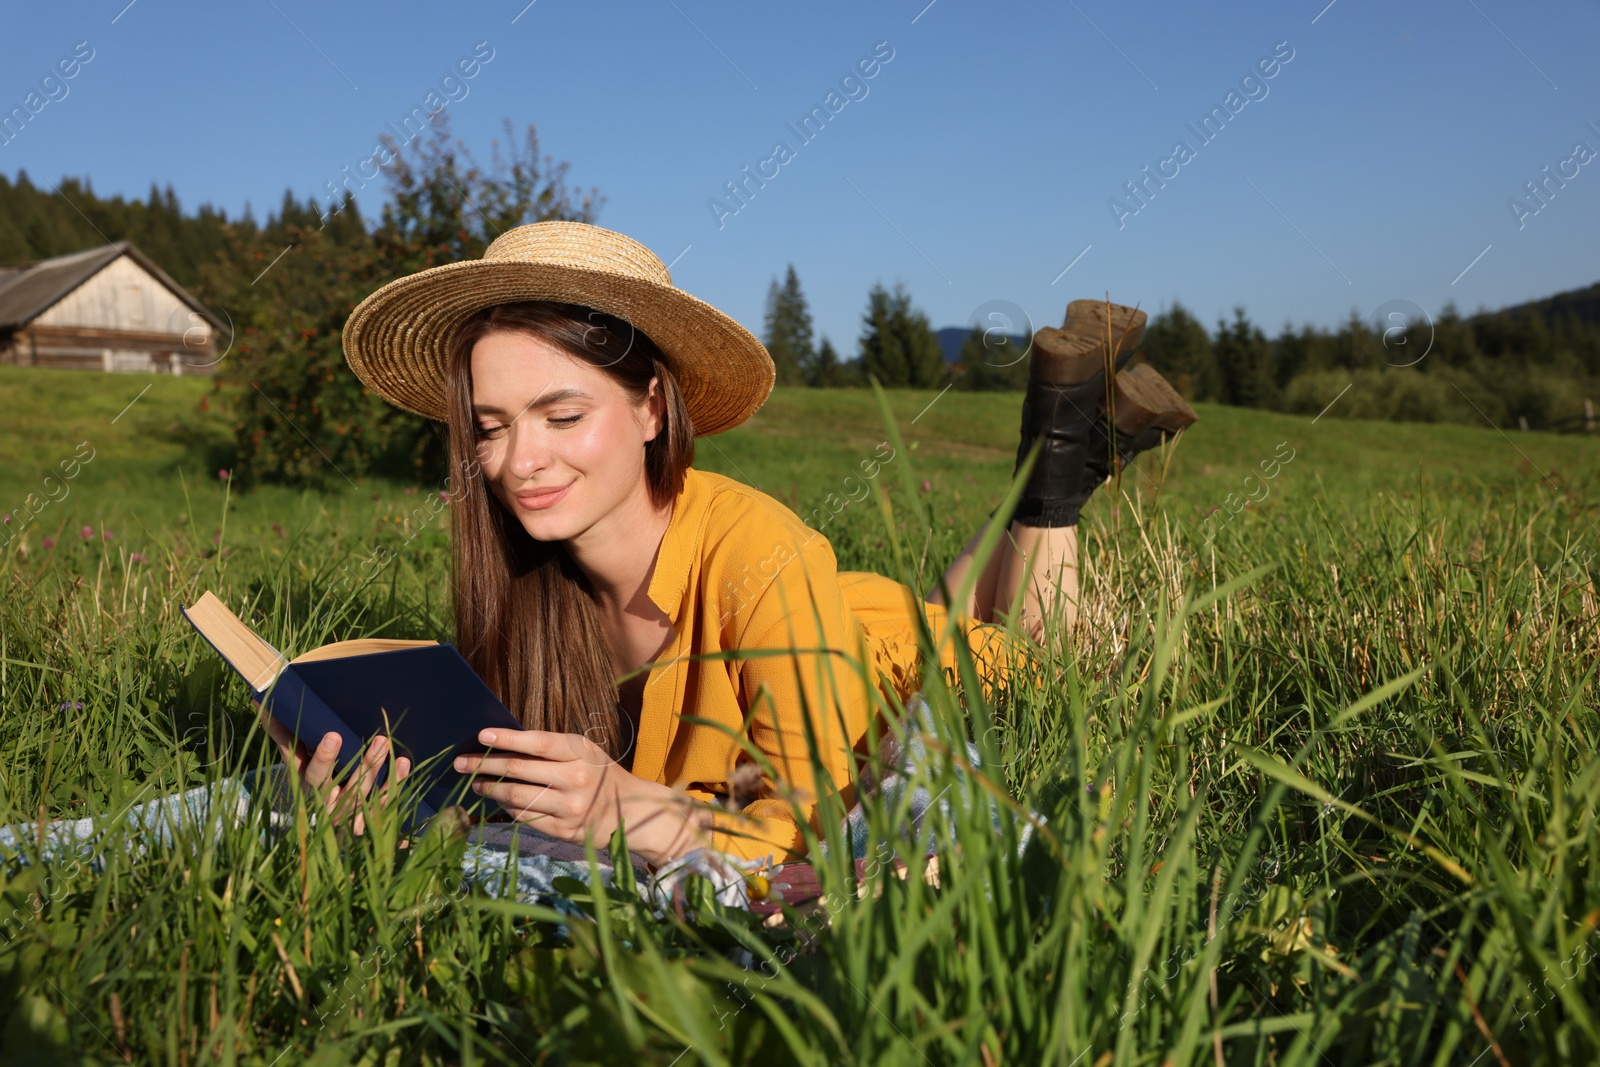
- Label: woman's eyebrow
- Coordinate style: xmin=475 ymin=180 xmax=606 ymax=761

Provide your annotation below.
xmin=473 ymin=387 xmax=593 ymax=417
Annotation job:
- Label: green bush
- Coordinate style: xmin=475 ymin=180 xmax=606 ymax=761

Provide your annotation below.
xmin=221 ymin=119 xmax=603 ymax=487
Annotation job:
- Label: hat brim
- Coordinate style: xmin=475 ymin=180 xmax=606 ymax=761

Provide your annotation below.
xmin=342 ymin=259 xmax=775 ymax=437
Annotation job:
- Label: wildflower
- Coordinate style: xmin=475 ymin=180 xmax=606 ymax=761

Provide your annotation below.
xmin=130 ymin=552 xmax=146 ymax=564
xmin=80 ymin=525 xmax=93 ymax=541
xmin=1 ymin=515 xmax=10 ymax=525
xmin=744 ymin=865 xmax=787 ymax=905
xmin=42 ymin=537 xmax=55 ymax=550
xmin=102 ymin=529 xmax=113 ymax=541
xmin=271 ymin=522 xmax=285 ymax=537
xmin=438 ymin=491 xmax=449 ymax=502
xmin=59 ymin=701 xmax=84 ymax=711
xmin=921 ymin=479 xmax=932 ymax=492
xmin=217 ymin=469 xmax=230 ymax=481
xmin=212 ymin=534 xmax=221 ymax=544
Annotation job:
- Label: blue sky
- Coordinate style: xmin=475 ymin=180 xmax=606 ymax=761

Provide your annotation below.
xmin=4 ymin=0 xmax=1598 ymax=352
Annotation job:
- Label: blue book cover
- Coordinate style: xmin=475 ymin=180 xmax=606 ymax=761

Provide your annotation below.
xmin=182 ymin=591 xmax=524 ymax=830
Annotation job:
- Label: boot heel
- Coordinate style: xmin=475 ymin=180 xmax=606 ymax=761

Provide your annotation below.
xmin=1111 ymin=364 xmax=1198 ymax=437
xmin=1028 ymin=327 xmax=1104 ymax=385
xmin=1063 ymin=299 xmax=1148 ymax=364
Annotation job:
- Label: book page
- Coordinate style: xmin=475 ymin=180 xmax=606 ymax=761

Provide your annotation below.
xmin=291 ymin=638 xmax=438 ymax=664
xmin=185 ymin=591 xmax=440 ymax=688
xmin=183 ymin=591 xmax=287 ymax=691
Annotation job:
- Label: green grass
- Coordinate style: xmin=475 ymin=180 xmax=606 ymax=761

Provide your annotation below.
xmin=0 ymin=366 xmax=1597 ymax=1064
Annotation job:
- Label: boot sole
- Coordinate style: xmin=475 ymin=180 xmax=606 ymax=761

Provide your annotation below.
xmin=1029 ymin=328 xmax=1105 ymax=385
xmin=1063 ymin=299 xmax=1148 ymax=360
xmin=1111 ymin=363 xmax=1198 ymax=436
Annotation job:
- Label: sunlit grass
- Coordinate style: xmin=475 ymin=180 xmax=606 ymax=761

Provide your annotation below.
xmin=0 ymin=368 xmax=1596 ymax=1062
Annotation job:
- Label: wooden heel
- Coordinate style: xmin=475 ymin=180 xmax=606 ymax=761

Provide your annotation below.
xmin=1063 ymin=299 xmax=1148 ymax=357
xmin=1111 ymin=364 xmax=1198 ymax=436
xmin=1029 ymin=328 xmax=1103 ymax=385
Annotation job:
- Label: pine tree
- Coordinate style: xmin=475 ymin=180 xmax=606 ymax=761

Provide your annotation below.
xmin=858 ymin=282 xmax=946 ymax=388
xmin=807 ymin=334 xmax=843 ymax=387
xmin=858 ymin=284 xmax=905 ymax=386
xmin=955 ymin=325 xmax=1029 ymax=390
xmin=762 ymin=264 xmax=814 ymax=386
xmin=1143 ymin=303 xmax=1219 ymax=400
xmin=1212 ymin=308 xmax=1278 ymax=408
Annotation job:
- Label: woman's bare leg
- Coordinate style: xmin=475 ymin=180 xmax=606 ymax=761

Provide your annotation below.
xmin=928 ymin=517 xmax=1006 ymax=621
xmin=993 ymin=521 xmax=1078 ymax=644
xmin=930 ymin=517 xmax=1079 ymax=644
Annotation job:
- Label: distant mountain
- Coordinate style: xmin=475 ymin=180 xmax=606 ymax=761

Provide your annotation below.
xmin=935 ymin=325 xmax=1026 ymax=364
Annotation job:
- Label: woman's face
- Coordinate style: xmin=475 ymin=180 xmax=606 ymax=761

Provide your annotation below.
xmin=470 ymin=329 xmax=663 ymax=543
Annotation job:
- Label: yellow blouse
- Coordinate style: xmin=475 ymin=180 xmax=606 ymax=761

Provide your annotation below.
xmin=629 ymin=466 xmax=1022 ymax=864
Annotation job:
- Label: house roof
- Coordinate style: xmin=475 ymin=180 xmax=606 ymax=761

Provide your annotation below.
xmin=0 ymin=241 xmax=228 ymax=335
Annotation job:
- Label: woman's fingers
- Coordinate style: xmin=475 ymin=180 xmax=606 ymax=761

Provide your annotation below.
xmin=454 ymin=753 xmax=568 ymax=783
xmin=350 ymin=756 xmax=411 ymax=837
xmin=474 ymin=728 xmax=595 ymax=764
xmin=373 ymin=755 xmax=411 ymax=805
xmin=333 ymin=736 xmax=390 ymax=814
xmin=456 ymin=731 xmax=619 ymax=833
xmin=470 ymin=778 xmax=565 ymax=821
xmin=303 ymin=732 xmax=343 ymax=790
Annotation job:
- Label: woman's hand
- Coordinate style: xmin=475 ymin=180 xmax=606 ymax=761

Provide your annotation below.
xmin=455 ymin=729 xmax=711 ymax=867
xmin=258 ymin=704 xmax=411 ymax=836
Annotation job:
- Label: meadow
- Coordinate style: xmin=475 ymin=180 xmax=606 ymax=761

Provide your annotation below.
xmin=0 ymin=364 xmax=1596 ymax=1065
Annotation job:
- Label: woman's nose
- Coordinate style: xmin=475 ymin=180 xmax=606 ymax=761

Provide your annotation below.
xmin=505 ymin=422 xmax=549 ymax=481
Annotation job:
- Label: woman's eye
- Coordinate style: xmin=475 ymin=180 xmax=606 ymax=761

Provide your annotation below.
xmin=475 ymin=424 xmax=507 ymax=440
xmin=549 ymin=414 xmax=583 ymax=427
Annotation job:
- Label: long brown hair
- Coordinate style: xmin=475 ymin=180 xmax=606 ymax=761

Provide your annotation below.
xmin=445 ymin=301 xmax=695 ymax=758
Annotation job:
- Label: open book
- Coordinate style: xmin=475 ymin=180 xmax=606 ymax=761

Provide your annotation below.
xmin=182 ymin=591 xmax=523 ymax=826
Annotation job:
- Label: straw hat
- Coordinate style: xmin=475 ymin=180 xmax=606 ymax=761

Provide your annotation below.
xmin=342 ymin=221 xmax=775 ymax=436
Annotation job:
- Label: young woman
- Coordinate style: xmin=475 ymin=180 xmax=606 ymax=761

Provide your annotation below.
xmin=279 ymin=221 xmax=1196 ymax=871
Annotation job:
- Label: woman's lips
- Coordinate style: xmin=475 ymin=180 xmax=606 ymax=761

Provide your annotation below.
xmin=512 ymin=482 xmax=572 ymax=511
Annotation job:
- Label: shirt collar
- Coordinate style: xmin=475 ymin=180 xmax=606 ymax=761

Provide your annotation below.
xmin=645 ymin=465 xmax=709 ymax=619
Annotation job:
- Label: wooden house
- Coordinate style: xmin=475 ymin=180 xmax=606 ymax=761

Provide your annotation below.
xmin=0 ymin=242 xmax=227 ymax=375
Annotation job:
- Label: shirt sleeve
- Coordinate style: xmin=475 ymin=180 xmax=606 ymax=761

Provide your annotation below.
xmin=704 ymin=525 xmax=873 ymax=864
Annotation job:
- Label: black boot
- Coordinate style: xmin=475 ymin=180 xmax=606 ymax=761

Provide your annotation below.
xmin=1010 ymin=332 xmax=1106 ymax=527
xmin=1009 ymin=301 xmax=1148 ymax=527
